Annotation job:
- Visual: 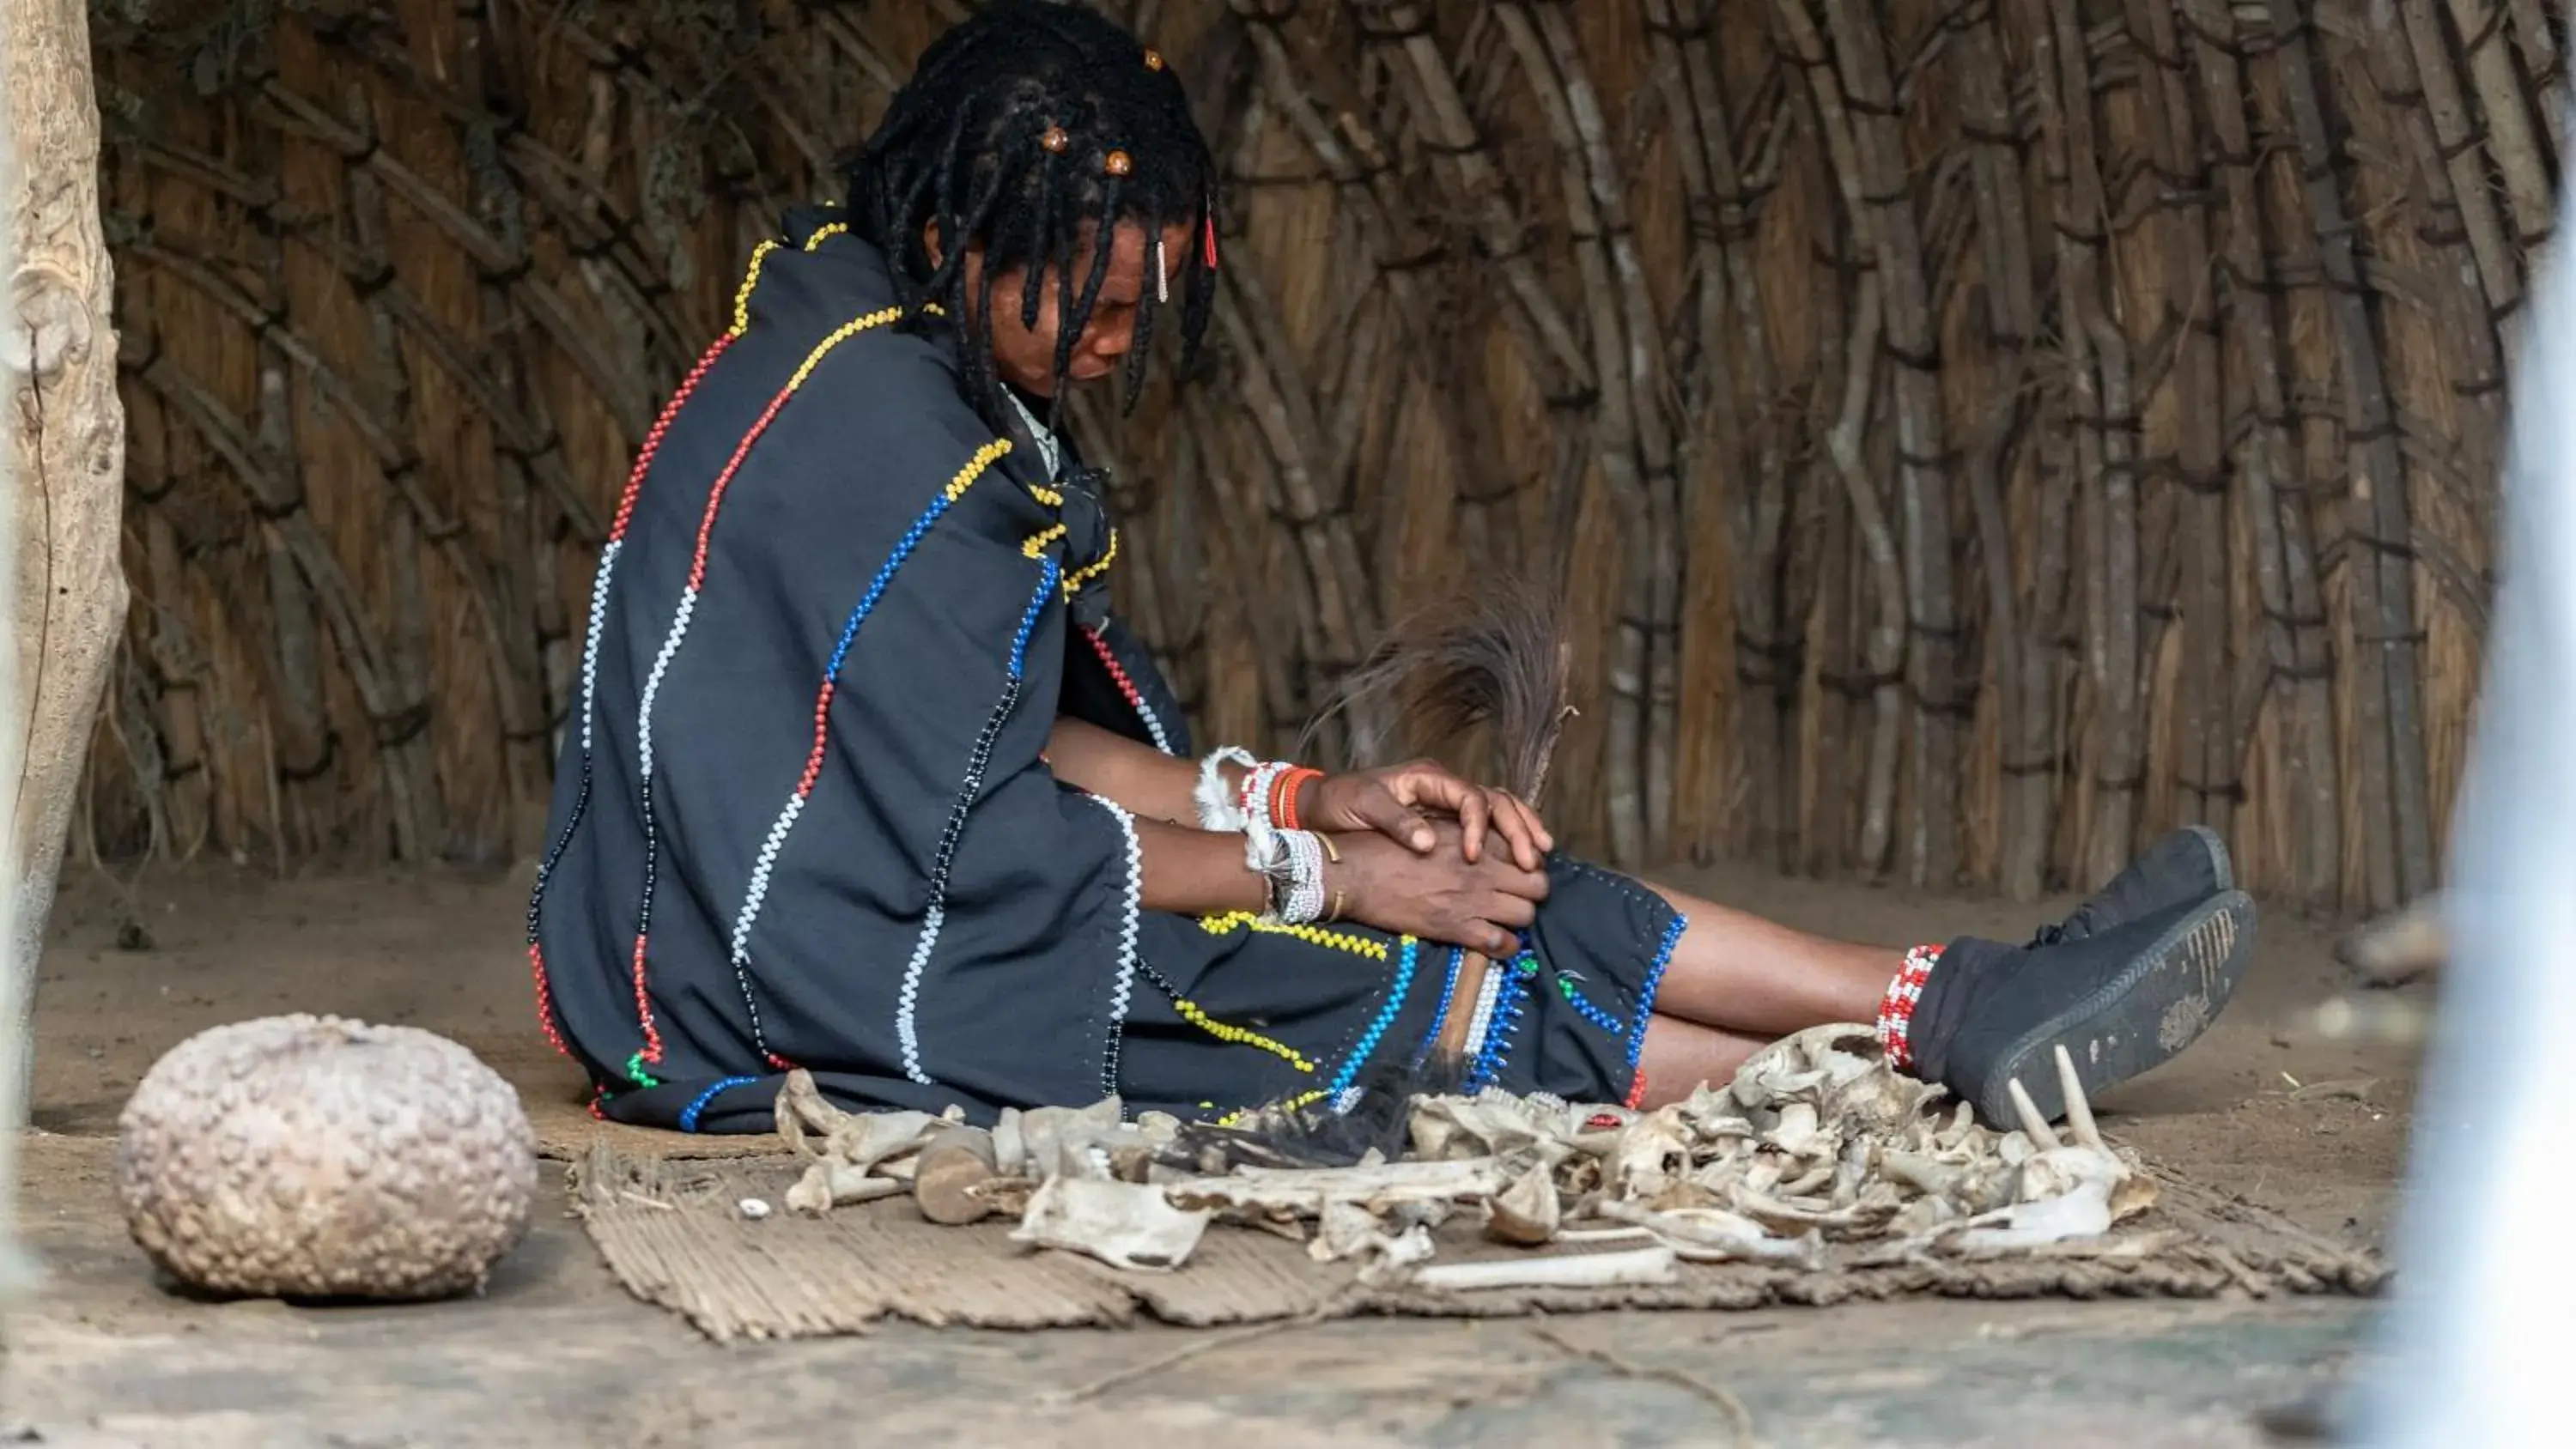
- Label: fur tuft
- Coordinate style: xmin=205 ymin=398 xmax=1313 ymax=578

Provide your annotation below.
xmin=1301 ymin=579 xmax=1575 ymax=807
xmin=1164 ymin=1055 xmax=1473 ymax=1172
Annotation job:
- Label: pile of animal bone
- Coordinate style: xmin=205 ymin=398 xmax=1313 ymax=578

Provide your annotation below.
xmin=769 ymin=1023 xmax=2165 ymax=1289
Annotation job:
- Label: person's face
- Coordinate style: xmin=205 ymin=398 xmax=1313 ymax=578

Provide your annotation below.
xmin=938 ymin=217 xmax=1192 ymax=397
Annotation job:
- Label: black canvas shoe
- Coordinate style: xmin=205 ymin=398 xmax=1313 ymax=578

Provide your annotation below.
xmin=1906 ymin=889 xmax=2257 ymax=1127
xmin=2031 ymin=825 xmax=2234 ymax=947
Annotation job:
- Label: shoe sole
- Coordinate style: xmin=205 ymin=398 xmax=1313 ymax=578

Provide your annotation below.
xmin=1974 ymin=888 xmax=2257 ymax=1128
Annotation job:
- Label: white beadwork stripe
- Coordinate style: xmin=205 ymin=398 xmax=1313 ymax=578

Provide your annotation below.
xmin=896 ymin=902 xmax=945 ymax=1085
xmin=635 ymin=586 xmax=701 ymax=781
xmin=723 ymin=789 xmax=807 ymax=1058
xmin=576 ymin=539 xmax=623 ymax=752
xmin=1131 ymin=694 xmax=1176 ymax=755
xmin=1461 ymin=966 xmax=1505 ymax=1058
xmin=1089 ymin=793 xmax=1145 ymax=1097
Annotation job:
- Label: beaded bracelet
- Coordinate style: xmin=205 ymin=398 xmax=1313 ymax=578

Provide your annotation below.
xmin=1273 ymin=765 xmax=1324 ymax=831
xmin=1236 ymin=759 xmax=1291 ymax=875
xmin=1194 ymin=747 xmax=1258 ymax=833
xmin=1193 ymin=748 xmax=1334 ymax=923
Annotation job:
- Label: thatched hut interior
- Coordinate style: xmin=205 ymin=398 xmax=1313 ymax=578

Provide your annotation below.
xmin=3 ymin=0 xmax=2535 ymax=1435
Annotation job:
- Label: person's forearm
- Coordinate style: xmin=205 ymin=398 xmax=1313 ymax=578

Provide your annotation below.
xmin=1050 ymin=715 xmax=1275 ymax=827
xmin=1051 ymin=718 xmax=1329 ymax=915
xmin=1131 ymin=815 xmax=1274 ymax=916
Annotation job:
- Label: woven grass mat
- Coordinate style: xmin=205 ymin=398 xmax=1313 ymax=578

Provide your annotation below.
xmin=570 ymin=1145 xmax=2385 ymax=1342
xmin=522 ymin=1090 xmax=781 ymax=1162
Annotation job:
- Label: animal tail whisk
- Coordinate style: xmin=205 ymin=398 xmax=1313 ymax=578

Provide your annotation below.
xmin=1302 ymin=579 xmax=1576 ymax=809
xmin=1203 ymin=580 xmax=1577 ymax=1166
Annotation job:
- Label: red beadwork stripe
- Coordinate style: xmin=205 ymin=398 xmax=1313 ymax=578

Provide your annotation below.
xmin=1875 ymin=943 xmax=1943 ymax=1072
xmin=1080 ymin=625 xmax=1171 ymax=749
xmin=795 ymin=680 xmax=838 ymax=797
xmin=611 ymin=332 xmax=735 ymax=543
xmin=629 ymin=933 xmax=665 ymax=1064
xmin=628 ymin=312 xmax=905 ymax=1071
xmin=1082 ymin=627 xmax=1147 ymax=709
xmin=528 ymin=330 xmax=738 ymax=1064
xmin=1623 ymin=1069 xmax=1649 ymax=1111
xmin=686 ymin=381 xmax=805 ymax=591
xmin=526 ymin=943 xmax=573 ymax=1058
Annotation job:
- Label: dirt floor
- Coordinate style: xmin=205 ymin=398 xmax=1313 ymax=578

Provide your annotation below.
xmin=0 ymin=857 xmax=2427 ymax=1446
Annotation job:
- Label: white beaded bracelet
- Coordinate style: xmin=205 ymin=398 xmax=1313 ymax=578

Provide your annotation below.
xmin=1195 ymin=748 xmax=1335 ymax=925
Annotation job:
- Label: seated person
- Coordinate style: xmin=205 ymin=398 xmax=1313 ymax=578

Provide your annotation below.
xmin=524 ymin=0 xmax=2255 ymax=1135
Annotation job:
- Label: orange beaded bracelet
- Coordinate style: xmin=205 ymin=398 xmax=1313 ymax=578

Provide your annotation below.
xmin=1273 ymin=766 xmax=1324 ymax=831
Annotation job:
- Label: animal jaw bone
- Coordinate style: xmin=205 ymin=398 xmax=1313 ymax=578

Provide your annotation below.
xmin=1012 ymin=1175 xmax=1211 ymax=1272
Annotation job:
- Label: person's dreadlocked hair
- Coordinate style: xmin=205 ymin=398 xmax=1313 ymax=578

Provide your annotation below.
xmin=847 ymin=0 xmax=1218 ymax=430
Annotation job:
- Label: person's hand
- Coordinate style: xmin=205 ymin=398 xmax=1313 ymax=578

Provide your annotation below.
xmin=1301 ymin=760 xmax=1554 ymax=871
xmin=1321 ymin=819 xmax=1551 ymax=957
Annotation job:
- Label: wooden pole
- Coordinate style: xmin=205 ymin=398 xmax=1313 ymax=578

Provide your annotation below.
xmin=1 ymin=0 xmax=132 ymax=1307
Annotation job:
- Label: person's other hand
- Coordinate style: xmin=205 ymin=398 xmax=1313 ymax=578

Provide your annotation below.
xmin=1321 ymin=819 xmax=1550 ymax=956
xmin=1302 ymin=760 xmax=1553 ymax=871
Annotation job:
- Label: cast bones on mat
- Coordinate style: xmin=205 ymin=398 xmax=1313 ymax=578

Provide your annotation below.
xmin=763 ymin=1023 xmax=2155 ymax=1286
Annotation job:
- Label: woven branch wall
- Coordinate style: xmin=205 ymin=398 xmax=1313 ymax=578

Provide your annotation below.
xmin=84 ymin=0 xmax=2543 ymax=914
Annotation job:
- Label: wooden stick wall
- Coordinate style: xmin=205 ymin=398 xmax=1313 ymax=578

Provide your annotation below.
xmin=84 ymin=0 xmax=2545 ymax=913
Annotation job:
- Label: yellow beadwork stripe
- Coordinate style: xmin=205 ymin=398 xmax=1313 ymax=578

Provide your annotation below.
xmin=1215 ymin=1088 xmax=1329 ymax=1129
xmin=730 ymin=227 xmax=933 ymax=340
xmin=947 ymin=438 xmax=1013 ymax=501
xmin=1022 ymin=521 xmax=1070 ymax=559
xmin=1197 ymin=912 xmax=1390 ymax=961
xmin=730 ymin=240 xmax=782 ymax=338
xmin=1168 ymin=995 xmax=1315 ymax=1073
xmin=779 ymin=306 xmax=908 ymax=396
xmin=1063 ymin=527 xmax=1117 ymax=595
xmin=1029 ymin=484 xmax=1065 ymax=506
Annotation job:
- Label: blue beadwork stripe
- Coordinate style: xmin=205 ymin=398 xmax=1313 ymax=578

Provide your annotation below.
xmin=1409 ymin=945 xmax=1467 ymax=1069
xmin=1010 ymin=557 xmax=1060 ymax=678
xmin=1624 ymin=914 xmax=1689 ymax=1077
xmin=679 ymin=1075 xmax=761 ymax=1132
xmin=1322 ymin=936 xmax=1420 ymax=1096
xmin=720 ymin=461 xmax=1015 ymax=1066
xmin=1465 ymin=965 xmax=1532 ymax=1094
xmin=1557 ymin=975 xmax=1627 ymax=1038
xmin=826 ymin=491 xmax=963 ymax=680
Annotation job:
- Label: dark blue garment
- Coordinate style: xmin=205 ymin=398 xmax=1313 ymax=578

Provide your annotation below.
xmin=528 ymin=211 xmax=1682 ymax=1132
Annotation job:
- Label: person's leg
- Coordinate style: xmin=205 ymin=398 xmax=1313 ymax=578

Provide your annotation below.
xmin=1613 ymin=825 xmax=2254 ymax=1122
xmin=1631 ymin=878 xmax=1898 ymax=1038
xmin=1492 ymin=828 xmax=2244 ymax=1124
xmin=1633 ymin=1015 xmax=1771 ymax=1106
